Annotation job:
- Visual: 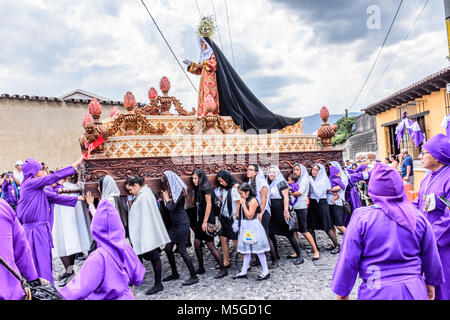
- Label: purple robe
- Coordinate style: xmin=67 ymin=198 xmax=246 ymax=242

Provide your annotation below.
xmin=60 ymin=200 xmax=145 ymax=300
xmin=0 ymin=199 xmax=38 ymax=300
xmin=342 ymin=170 xmax=370 ymax=227
xmin=44 ymin=184 xmax=78 ymax=231
xmin=2 ymin=181 xmax=18 ymax=208
xmin=331 ymin=206 xmax=443 ymax=300
xmin=16 ymin=158 xmax=76 ymax=284
xmin=332 ymin=163 xmax=444 ymax=300
xmin=412 ymin=165 xmax=450 ymax=300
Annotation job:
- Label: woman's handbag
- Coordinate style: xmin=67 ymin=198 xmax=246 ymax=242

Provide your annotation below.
xmin=342 ymin=200 xmax=352 ymax=215
xmin=0 ymin=256 xmax=65 ymax=300
xmin=287 ymin=207 xmax=299 ymax=231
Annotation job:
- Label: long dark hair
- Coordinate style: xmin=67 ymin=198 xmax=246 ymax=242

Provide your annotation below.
xmin=125 ymin=175 xmax=145 ymax=187
xmin=217 ymin=170 xmax=236 ymax=216
xmin=192 ymin=169 xmax=214 ymax=207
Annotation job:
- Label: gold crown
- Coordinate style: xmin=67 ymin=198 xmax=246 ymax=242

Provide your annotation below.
xmin=197 ymin=15 xmax=216 ymax=38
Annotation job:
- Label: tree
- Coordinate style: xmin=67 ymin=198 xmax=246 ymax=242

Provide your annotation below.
xmin=331 ymin=114 xmax=356 ymax=145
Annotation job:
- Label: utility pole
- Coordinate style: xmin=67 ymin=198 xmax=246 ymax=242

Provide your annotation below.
xmin=445 ymin=0 xmax=450 ymax=60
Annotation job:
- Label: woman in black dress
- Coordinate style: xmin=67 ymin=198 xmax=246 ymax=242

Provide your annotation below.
xmin=267 ymin=165 xmax=304 ymax=265
xmin=216 ymin=170 xmax=240 ymax=267
xmin=192 ymin=169 xmax=228 ymax=279
xmin=307 ymin=164 xmax=338 ymax=251
xmin=160 ymin=171 xmax=199 ymax=286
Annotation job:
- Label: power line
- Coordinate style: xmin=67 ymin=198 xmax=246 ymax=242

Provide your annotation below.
xmin=194 ymin=0 xmax=201 ymax=17
xmin=348 ymin=0 xmax=404 ymax=110
xmin=210 ymin=0 xmax=224 ymax=50
xmin=224 ymin=0 xmax=235 ymax=68
xmin=140 ymin=0 xmax=198 ymax=94
xmin=367 ymin=0 xmax=430 ymax=95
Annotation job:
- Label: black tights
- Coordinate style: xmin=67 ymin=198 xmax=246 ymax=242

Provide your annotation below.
xmin=164 ymin=242 xmax=196 ymax=277
xmin=270 ymin=234 xmax=302 ymax=258
xmin=140 ymin=249 xmax=162 ymax=287
xmin=194 ymin=238 xmax=224 ymax=270
xmin=308 ymin=228 xmax=338 ymax=248
xmin=60 ymin=254 xmax=76 ymax=274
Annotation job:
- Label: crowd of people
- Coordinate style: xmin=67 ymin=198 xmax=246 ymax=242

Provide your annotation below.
xmin=0 ymin=132 xmax=448 ymax=300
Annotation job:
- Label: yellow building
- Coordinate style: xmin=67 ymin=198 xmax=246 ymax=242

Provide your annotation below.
xmin=363 ymin=67 xmax=450 ymax=191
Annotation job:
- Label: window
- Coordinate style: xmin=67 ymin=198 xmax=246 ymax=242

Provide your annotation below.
xmin=445 ymin=88 xmax=450 ymax=115
xmin=399 ymin=115 xmax=427 ymax=159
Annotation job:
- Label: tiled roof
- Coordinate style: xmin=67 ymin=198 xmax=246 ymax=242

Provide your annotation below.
xmin=362 ymin=66 xmax=450 ymax=115
xmin=0 ymin=92 xmax=146 ymax=107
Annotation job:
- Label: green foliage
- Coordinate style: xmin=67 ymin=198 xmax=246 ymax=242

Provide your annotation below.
xmin=332 ymin=115 xmax=356 ymax=145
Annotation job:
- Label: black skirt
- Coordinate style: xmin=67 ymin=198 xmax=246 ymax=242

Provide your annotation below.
xmin=269 ymin=198 xmax=292 ymax=237
xmin=307 ymin=198 xmax=333 ymax=231
xmin=194 ymin=205 xmax=215 ymax=242
xmin=329 ymin=205 xmax=344 ymax=227
xmin=166 ymin=197 xmax=191 ymax=244
xmin=219 ymin=215 xmax=238 ymax=240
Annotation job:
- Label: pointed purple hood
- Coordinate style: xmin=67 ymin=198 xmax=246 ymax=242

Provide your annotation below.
xmin=91 ymin=199 xmax=126 ymax=266
xmin=422 ymin=133 xmax=450 ymax=166
xmin=21 ymin=158 xmax=41 ymax=181
xmin=368 ymin=162 xmax=416 ymax=233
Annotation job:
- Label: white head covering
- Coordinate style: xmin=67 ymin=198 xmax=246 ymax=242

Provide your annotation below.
xmin=309 ymin=163 xmax=331 ymax=200
xmin=101 ymin=175 xmax=120 ymax=200
xmin=198 ymin=36 xmax=214 ymax=63
xmin=267 ymin=165 xmax=286 ymax=191
xmin=329 ymin=161 xmax=349 ymax=188
xmin=293 ymin=163 xmax=309 ymax=185
xmin=163 ymin=171 xmax=187 ymax=203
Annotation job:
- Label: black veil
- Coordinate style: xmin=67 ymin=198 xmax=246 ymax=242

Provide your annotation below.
xmin=204 ymin=37 xmax=301 ymax=132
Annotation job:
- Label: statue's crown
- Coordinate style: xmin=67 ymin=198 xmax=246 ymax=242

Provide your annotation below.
xmin=197 ymin=15 xmax=216 ymax=38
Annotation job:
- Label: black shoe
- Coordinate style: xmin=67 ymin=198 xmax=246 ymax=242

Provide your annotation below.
xmin=268 ymin=261 xmax=279 ymax=269
xmin=195 ymin=267 xmax=206 ymax=275
xmin=330 ymin=245 xmax=340 ymax=255
xmin=145 ymin=284 xmax=163 ymax=295
xmin=162 ymin=273 xmax=180 ymax=282
xmin=232 ymin=273 xmax=248 ymax=280
xmin=326 ymin=245 xmax=336 ymax=251
xmin=287 ymin=254 xmax=297 ymax=260
xmin=186 ymin=242 xmax=192 ymax=248
xmin=214 ymin=268 xmax=228 ymax=279
xmin=56 ymin=272 xmax=69 ymax=282
xmin=215 ymin=263 xmax=231 ymax=270
xmin=75 ymin=253 xmax=88 ymax=261
xmin=256 ymin=273 xmax=270 ymax=281
xmin=58 ymin=272 xmax=74 ymax=287
xmin=294 ymin=257 xmax=304 ymax=265
xmin=312 ymin=254 xmax=320 ymax=261
xmin=182 ymin=276 xmax=199 ymax=286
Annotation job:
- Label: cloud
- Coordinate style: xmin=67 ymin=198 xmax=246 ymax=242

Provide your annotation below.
xmin=0 ymin=0 xmax=447 ymax=118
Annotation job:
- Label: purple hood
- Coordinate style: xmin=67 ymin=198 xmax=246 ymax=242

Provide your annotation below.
xmin=368 ymin=162 xmax=416 ymax=233
xmin=422 ymin=133 xmax=450 ymax=166
xmin=21 ymin=158 xmax=41 ymax=181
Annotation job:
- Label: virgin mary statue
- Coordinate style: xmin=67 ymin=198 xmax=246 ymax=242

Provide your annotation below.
xmin=184 ymin=16 xmax=300 ymax=132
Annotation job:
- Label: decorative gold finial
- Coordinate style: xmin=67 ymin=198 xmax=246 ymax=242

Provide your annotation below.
xmin=197 ymin=15 xmax=216 ymax=38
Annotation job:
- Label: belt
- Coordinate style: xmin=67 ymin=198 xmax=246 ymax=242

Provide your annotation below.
xmin=22 ymin=220 xmax=49 ymax=229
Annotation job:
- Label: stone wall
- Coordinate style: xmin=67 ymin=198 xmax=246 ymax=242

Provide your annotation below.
xmin=0 ymin=98 xmax=126 ymax=172
xmin=335 ymin=114 xmax=378 ymax=161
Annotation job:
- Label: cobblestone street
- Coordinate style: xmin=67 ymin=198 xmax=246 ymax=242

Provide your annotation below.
xmin=54 ymin=231 xmax=361 ymax=300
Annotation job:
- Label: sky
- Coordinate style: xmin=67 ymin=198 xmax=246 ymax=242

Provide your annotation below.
xmin=0 ymin=0 xmax=448 ymax=117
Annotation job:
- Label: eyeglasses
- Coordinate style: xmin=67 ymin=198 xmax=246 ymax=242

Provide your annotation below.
xmin=247 ymin=168 xmax=255 ymax=172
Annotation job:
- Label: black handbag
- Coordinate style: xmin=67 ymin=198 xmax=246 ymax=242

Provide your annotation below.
xmin=0 ymin=256 xmax=65 ymax=300
xmin=342 ymin=200 xmax=352 ymax=215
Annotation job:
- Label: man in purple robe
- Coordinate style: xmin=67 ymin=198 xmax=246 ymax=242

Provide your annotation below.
xmin=331 ymin=163 xmax=444 ymax=300
xmin=342 ymin=169 xmax=370 ymax=227
xmin=44 ymin=182 xmax=79 ymax=232
xmin=412 ymin=133 xmax=450 ymax=300
xmin=0 ymin=198 xmax=39 ymax=300
xmin=60 ymin=200 xmax=145 ymax=300
xmin=16 ymin=157 xmax=83 ymax=284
